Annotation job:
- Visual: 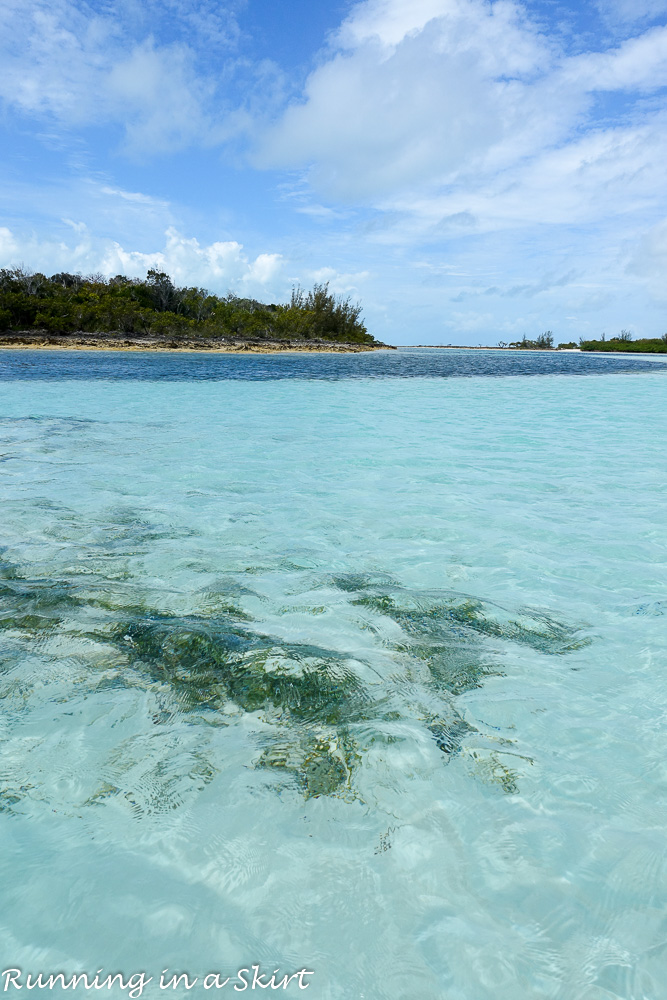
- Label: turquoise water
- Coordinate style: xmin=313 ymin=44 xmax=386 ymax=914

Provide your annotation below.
xmin=1 ymin=349 xmax=666 ymax=999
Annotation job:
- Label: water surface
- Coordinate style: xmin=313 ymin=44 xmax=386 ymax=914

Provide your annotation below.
xmin=1 ymin=348 xmax=665 ymax=999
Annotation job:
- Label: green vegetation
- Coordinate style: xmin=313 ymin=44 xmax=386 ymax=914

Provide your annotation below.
xmin=0 ymin=266 xmax=376 ymax=345
xmin=502 ymin=328 xmax=667 ymax=353
xmin=508 ymin=331 xmax=554 ymax=349
xmin=112 ymin=615 xmax=369 ymax=724
xmin=1 ymin=557 xmax=590 ymax=803
xmin=580 ymin=332 xmax=667 ymax=353
xmin=333 ymin=575 xmax=590 ymax=662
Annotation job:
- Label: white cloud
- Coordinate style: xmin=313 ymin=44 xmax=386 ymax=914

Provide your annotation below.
xmin=295 ymin=204 xmax=346 ymax=220
xmin=108 ymin=41 xmax=213 ymax=155
xmin=0 ymin=173 xmax=179 ymax=256
xmin=62 ymin=219 xmax=88 ymax=235
xmin=627 ymin=217 xmax=667 ymax=303
xmin=256 ymin=0 xmax=554 ymax=200
xmin=382 ymin=112 xmax=667 ymax=242
xmin=246 ymin=252 xmax=284 ymax=286
xmin=562 ymin=25 xmax=667 ymax=91
xmin=253 ymin=0 xmax=667 ymax=249
xmin=0 ymin=1 xmax=116 ymax=123
xmin=0 ymin=0 xmax=236 ymax=153
xmin=0 ymin=225 xmax=287 ymax=298
xmin=114 ymin=0 xmax=241 ymax=50
xmin=304 ymin=267 xmax=371 ymax=295
xmin=99 ymin=188 xmax=167 ymax=207
xmin=3 ymin=0 xmax=667 ymax=345
xmin=0 ymin=228 xmax=21 ymax=260
xmin=595 ymin=0 xmax=667 ymax=27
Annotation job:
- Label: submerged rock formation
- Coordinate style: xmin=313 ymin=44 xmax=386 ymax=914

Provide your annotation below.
xmin=0 ymin=558 xmax=590 ymax=807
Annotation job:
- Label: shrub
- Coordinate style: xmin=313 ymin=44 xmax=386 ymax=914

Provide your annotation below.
xmin=0 ymin=269 xmax=377 ymax=345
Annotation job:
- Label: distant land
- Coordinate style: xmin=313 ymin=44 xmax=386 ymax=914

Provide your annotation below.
xmin=411 ymin=344 xmax=578 ymax=350
xmin=416 ymin=334 xmax=667 ymax=353
xmin=3 ymin=268 xmax=665 ymax=354
xmin=0 ymin=267 xmax=391 ymax=352
xmin=414 ymin=333 xmax=573 ymax=350
xmin=412 ymin=344 xmax=579 ymax=351
xmin=579 ymin=337 xmax=667 ymax=354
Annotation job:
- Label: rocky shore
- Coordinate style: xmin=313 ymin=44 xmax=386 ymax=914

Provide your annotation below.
xmin=0 ymin=332 xmax=393 ymax=353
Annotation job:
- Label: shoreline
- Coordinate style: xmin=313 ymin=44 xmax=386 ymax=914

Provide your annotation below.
xmin=406 ymin=345 xmax=667 ymax=356
xmin=0 ymin=335 xmax=391 ymax=355
xmin=3 ymin=340 xmax=663 ymax=358
xmin=407 ymin=345 xmax=581 ymax=352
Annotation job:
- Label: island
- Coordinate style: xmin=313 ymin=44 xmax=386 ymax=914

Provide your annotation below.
xmin=579 ymin=334 xmax=667 ymax=353
xmin=0 ymin=267 xmax=392 ymax=352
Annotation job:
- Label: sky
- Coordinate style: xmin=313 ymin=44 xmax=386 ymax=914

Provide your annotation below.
xmin=2 ymin=0 xmax=667 ymax=345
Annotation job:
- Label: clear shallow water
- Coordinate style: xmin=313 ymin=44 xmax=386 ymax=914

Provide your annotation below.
xmin=0 ymin=348 xmax=666 ymax=999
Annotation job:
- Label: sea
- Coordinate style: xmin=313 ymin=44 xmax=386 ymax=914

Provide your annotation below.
xmin=1 ymin=347 xmax=666 ymax=1000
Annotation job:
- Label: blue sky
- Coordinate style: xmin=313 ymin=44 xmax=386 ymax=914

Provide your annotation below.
xmin=2 ymin=0 xmax=667 ymax=345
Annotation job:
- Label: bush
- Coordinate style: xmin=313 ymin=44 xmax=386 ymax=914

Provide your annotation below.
xmin=0 ymin=269 xmax=377 ymax=345
xmin=580 ymin=338 xmax=667 ymax=353
xmin=508 ymin=333 xmax=554 ymax=349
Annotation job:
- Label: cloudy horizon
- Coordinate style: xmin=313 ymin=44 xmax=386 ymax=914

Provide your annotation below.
xmin=2 ymin=0 xmax=667 ymax=345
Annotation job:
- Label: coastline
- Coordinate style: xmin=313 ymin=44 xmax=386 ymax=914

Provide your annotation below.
xmin=408 ymin=345 xmax=667 ymax=356
xmin=407 ymin=345 xmax=582 ymax=352
xmin=0 ymin=334 xmax=391 ymax=354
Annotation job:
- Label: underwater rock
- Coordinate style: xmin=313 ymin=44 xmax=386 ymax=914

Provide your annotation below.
xmin=112 ymin=616 xmax=370 ymax=725
xmin=0 ymin=572 xmax=81 ymax=635
xmin=257 ymin=732 xmax=359 ymax=799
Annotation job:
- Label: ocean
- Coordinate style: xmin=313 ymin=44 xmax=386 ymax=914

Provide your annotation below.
xmin=1 ymin=347 xmax=666 ymax=999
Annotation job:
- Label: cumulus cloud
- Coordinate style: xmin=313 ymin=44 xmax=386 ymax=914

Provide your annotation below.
xmin=256 ymin=0 xmax=555 ymax=199
xmin=252 ymin=0 xmax=667 ymax=251
xmin=304 ymin=266 xmax=371 ymax=295
xmin=3 ymin=0 xmax=667 ymax=343
xmin=0 ymin=225 xmax=286 ymax=298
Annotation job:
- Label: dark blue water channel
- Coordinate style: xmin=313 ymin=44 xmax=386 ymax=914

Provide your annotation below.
xmin=1 ymin=346 xmax=666 ymax=380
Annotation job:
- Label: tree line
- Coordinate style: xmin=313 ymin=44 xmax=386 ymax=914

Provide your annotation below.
xmin=501 ymin=329 xmax=667 ymax=353
xmin=0 ymin=267 xmax=374 ymax=344
xmin=578 ymin=330 xmax=667 ymax=353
